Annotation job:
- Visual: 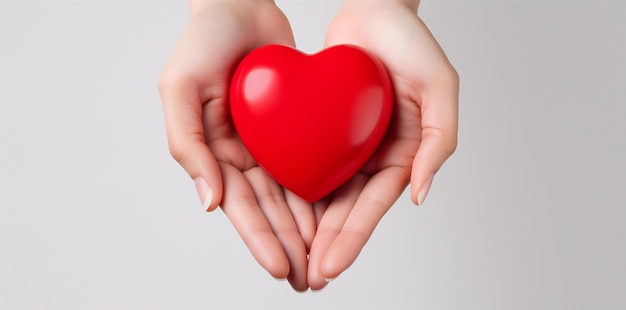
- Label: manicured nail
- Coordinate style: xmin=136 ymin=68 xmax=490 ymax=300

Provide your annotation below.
xmin=324 ymin=277 xmax=336 ymax=283
xmin=273 ymin=277 xmax=287 ymax=282
xmin=193 ymin=177 xmax=213 ymax=211
xmin=417 ymin=174 xmax=434 ymax=206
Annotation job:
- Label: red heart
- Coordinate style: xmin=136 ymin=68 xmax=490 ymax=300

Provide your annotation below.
xmin=230 ymin=44 xmax=393 ymax=202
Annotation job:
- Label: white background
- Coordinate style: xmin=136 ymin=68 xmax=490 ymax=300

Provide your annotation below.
xmin=1 ymin=0 xmax=625 ymax=309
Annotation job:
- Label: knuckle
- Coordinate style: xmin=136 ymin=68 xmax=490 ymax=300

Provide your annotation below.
xmin=445 ymin=135 xmax=458 ymax=156
xmin=157 ymin=70 xmax=174 ymax=93
xmin=274 ymin=227 xmax=301 ymax=242
xmin=167 ymin=139 xmax=187 ymax=164
xmin=158 ymin=69 xmax=191 ymax=95
xmin=441 ymin=64 xmax=460 ymax=87
xmin=448 ymin=65 xmax=460 ymax=83
xmin=425 ymin=127 xmax=458 ymax=157
xmin=435 ymin=129 xmax=458 ymax=157
xmin=441 ymin=128 xmax=458 ymax=156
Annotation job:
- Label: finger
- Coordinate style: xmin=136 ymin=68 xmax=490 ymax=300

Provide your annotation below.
xmin=218 ymin=163 xmax=290 ymax=279
xmin=307 ymin=174 xmax=368 ymax=290
xmin=159 ymin=76 xmax=223 ymax=211
xmin=283 ymin=189 xmax=317 ymax=252
xmin=411 ymin=70 xmax=459 ymax=205
xmin=320 ymin=167 xmax=410 ymax=279
xmin=245 ymin=167 xmax=309 ymax=292
xmin=313 ymin=197 xmax=331 ymax=227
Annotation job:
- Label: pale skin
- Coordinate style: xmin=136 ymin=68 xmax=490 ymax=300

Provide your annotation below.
xmin=159 ymin=0 xmax=458 ymax=292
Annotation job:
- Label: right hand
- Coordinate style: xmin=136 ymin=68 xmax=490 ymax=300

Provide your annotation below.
xmin=158 ymin=0 xmax=314 ymax=292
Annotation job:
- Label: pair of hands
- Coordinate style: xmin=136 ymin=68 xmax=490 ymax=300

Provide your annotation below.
xmin=158 ymin=0 xmax=458 ymax=292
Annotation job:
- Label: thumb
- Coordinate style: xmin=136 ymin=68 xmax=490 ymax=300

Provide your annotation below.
xmin=411 ymin=70 xmax=459 ymax=206
xmin=159 ymin=73 xmax=223 ymax=211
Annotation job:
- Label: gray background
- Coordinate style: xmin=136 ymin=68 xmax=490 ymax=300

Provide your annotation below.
xmin=1 ymin=0 xmax=625 ymax=309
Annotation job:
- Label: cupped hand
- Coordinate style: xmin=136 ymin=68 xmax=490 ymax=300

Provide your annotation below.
xmin=307 ymin=0 xmax=459 ymax=290
xmin=158 ymin=0 xmax=315 ymax=291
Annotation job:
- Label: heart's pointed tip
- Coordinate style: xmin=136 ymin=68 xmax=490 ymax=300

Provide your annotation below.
xmin=291 ymin=190 xmax=328 ymax=204
xmin=300 ymin=194 xmax=323 ymax=204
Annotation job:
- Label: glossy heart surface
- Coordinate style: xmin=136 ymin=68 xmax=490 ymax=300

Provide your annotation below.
xmin=230 ymin=44 xmax=393 ymax=202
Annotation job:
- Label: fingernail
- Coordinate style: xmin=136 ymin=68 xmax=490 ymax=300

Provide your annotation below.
xmin=273 ymin=277 xmax=287 ymax=282
xmin=417 ymin=174 xmax=434 ymax=206
xmin=324 ymin=277 xmax=336 ymax=283
xmin=193 ymin=177 xmax=213 ymax=211
xmin=311 ymin=287 xmax=326 ymax=293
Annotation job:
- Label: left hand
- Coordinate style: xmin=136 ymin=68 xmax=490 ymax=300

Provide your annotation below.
xmin=307 ymin=0 xmax=459 ymax=290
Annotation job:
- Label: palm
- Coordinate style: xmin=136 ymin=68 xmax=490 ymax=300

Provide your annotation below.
xmin=325 ymin=9 xmax=442 ymax=175
xmin=306 ymin=3 xmax=458 ymax=290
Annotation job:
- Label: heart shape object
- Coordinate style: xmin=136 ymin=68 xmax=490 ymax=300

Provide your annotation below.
xmin=230 ymin=44 xmax=393 ymax=202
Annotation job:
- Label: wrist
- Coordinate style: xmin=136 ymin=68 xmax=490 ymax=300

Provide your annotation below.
xmin=189 ymin=0 xmax=276 ymax=14
xmin=341 ymin=0 xmax=420 ymax=10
